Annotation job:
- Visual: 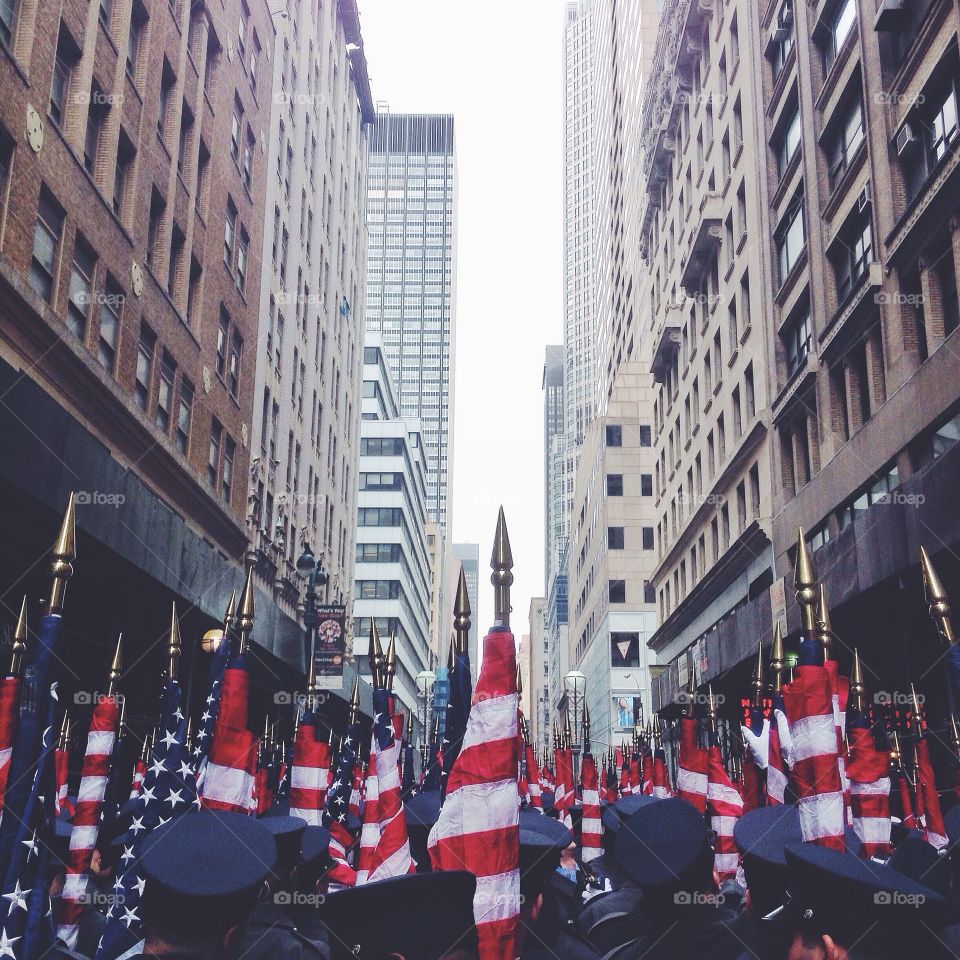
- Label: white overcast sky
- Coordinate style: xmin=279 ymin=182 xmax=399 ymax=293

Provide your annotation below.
xmin=360 ymin=1 xmax=566 ymax=643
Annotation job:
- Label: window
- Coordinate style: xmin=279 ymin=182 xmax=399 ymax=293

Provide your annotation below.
xmin=216 ymin=310 xmax=229 ymax=379
xmin=608 ymin=526 xmax=625 ymax=549
xmin=606 ymin=474 xmax=623 ymax=496
xmin=822 ymin=0 xmax=856 ymax=74
xmin=610 ymin=632 xmax=640 ymax=667
xmin=228 ymin=330 xmax=242 ymax=399
xmin=608 ymin=580 xmax=626 ymax=604
xmin=770 ymin=21 xmax=794 ymax=80
xmin=224 ymin=200 xmax=236 ymax=268
xmin=67 ymin=236 xmax=95 ymax=338
xmin=83 ymin=86 xmax=105 ymax=175
xmin=99 ymin=0 xmax=111 ymax=29
xmin=249 ymin=35 xmax=261 ymax=93
xmin=49 ymin=30 xmax=75 ymax=126
xmin=126 ymin=8 xmax=144 ymax=76
xmin=30 ymin=189 xmax=64 ymax=303
xmin=903 ymin=70 xmax=960 ymax=202
xmin=208 ymin=419 xmax=222 ymax=487
xmin=605 ymin=424 xmax=622 ymax=447
xmin=827 ymin=95 xmax=864 ymax=188
xmin=776 ymin=105 xmax=801 ymax=179
xmin=156 ymin=352 xmax=175 ymax=432
xmin=642 ymin=527 xmax=655 ymax=550
xmin=776 ymin=193 xmax=806 ymax=283
xmin=0 ymin=0 xmax=16 ymax=46
xmin=641 ymin=473 xmax=653 ymax=496
xmin=236 ymin=228 xmax=248 ymax=293
xmin=97 ymin=277 xmax=122 ymax=372
xmin=135 ymin=325 xmax=156 ymax=410
xmin=221 ymin=436 xmax=235 ymax=502
xmin=639 ymin=424 xmax=652 ymax=447
xmin=237 ymin=2 xmax=248 ymax=58
xmin=242 ymin=128 xmax=254 ymax=190
xmin=832 ymin=205 xmax=873 ymax=303
xmin=158 ymin=61 xmax=175 ymax=139
xmin=177 ymin=379 xmax=193 ymax=454
xmin=230 ymin=98 xmax=242 ymax=162
xmin=147 ymin=189 xmax=165 ymax=269
xmin=113 ymin=133 xmax=135 ymax=218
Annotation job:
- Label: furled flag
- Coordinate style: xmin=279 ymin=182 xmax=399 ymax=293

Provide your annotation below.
xmin=0 ymin=673 xmax=20 ymax=816
xmin=524 ymin=745 xmax=542 ymax=809
xmin=782 ymin=634 xmax=844 ymax=851
xmin=706 ymin=741 xmax=743 ymax=883
xmin=94 ymin=673 xmax=200 ymax=960
xmin=580 ymin=754 xmax=602 ymax=863
xmin=651 ymin=739 xmax=673 ymax=799
xmin=915 ymin=736 xmax=947 ymax=848
xmin=322 ymin=722 xmax=359 ymax=887
xmin=766 ymin=695 xmax=791 ymax=805
xmin=55 ymin=717 xmax=71 ymax=816
xmin=57 ymin=690 xmax=122 ymax=949
xmin=553 ymin=743 xmax=567 ymax=815
xmin=289 ymin=704 xmax=332 ymax=824
xmin=896 ymin=764 xmax=918 ymax=830
xmin=129 ymin=743 xmax=147 ymax=801
xmin=199 ymin=651 xmax=257 ymax=814
xmin=846 ymin=713 xmax=891 ymax=859
xmin=192 ymin=627 xmax=231 ymax=781
xmin=557 ymin=745 xmax=574 ymax=827
xmin=641 ymin=746 xmax=654 ymax=796
xmin=356 ymin=685 xmax=414 ymax=883
xmin=676 ymin=717 xmax=708 ymax=813
xmin=824 ymin=658 xmax=851 ymax=823
xmin=429 ymin=626 xmax=521 ymax=960
xmin=349 ymin=760 xmax=364 ymax=819
xmin=629 ymin=751 xmax=641 ymax=795
xmin=442 ymin=637 xmax=473 ymax=803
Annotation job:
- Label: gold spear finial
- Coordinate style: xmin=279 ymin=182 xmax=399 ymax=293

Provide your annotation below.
xmin=369 ymin=619 xmax=384 ymax=688
xmin=306 ymin=630 xmax=318 ymax=697
xmin=59 ymin=711 xmax=70 ymax=750
xmin=106 ymin=633 xmax=123 ymax=697
xmin=9 ymin=596 xmax=28 ymax=677
xmin=563 ymin=710 xmax=572 ymax=750
xmin=770 ymin=622 xmax=785 ymax=694
xmin=48 ymin=493 xmax=77 ymax=615
xmin=849 ymin=648 xmax=865 ymax=714
xmin=582 ymin=701 xmax=591 ymax=753
xmin=950 ymin=714 xmax=960 ymax=758
xmin=911 ymin=684 xmax=924 ymax=737
xmin=815 ymin=585 xmax=833 ymax=662
xmin=140 ymin=729 xmax=150 ymax=761
xmin=751 ymin=639 xmax=766 ymax=708
xmin=890 ymin=729 xmax=902 ymax=771
xmin=168 ymin=602 xmax=182 ymax=680
xmin=185 ymin=716 xmax=193 ymax=751
xmin=224 ymin=589 xmax=237 ymax=633
xmin=235 ymin=566 xmax=255 ymax=656
xmin=652 ymin=715 xmax=662 ymax=749
xmin=349 ymin=675 xmax=360 ymax=725
xmin=490 ymin=507 xmax=514 ymax=629
xmin=453 ymin=567 xmax=472 ymax=659
xmin=385 ymin=632 xmax=397 ymax=693
xmin=707 ymin=685 xmax=718 ymax=734
xmin=405 ymin=709 xmax=413 ymax=743
xmin=432 ymin=711 xmax=440 ymax=744
xmin=516 ymin=663 xmax=523 ymax=696
xmin=920 ymin=546 xmax=955 ymax=645
xmin=794 ymin=527 xmax=818 ymax=637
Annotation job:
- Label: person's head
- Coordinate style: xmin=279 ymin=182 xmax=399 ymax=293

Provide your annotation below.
xmin=259 ymin=807 xmax=307 ymax=892
xmin=140 ymin=811 xmax=276 ymax=960
xmin=517 ymin=809 xmax=574 ymax=937
xmin=295 ymin=825 xmax=334 ymax=895
xmin=733 ymin=804 xmax=803 ymax=918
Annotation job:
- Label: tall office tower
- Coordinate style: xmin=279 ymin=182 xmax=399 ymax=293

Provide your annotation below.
xmin=592 ymin=0 xmax=659 ymax=409
xmin=451 ymin=542 xmax=480 ymax=682
xmin=249 ymin=0 xmax=374 ymax=674
xmin=365 ymin=113 xmax=457 ymax=539
xmin=0 ymin=0 xmax=296 ymax=699
xmin=543 ymin=345 xmax=566 ymax=586
xmin=354 ymin=336 xmax=432 ymax=727
xmin=563 ymin=0 xmax=596 ymax=465
xmin=527 ymin=597 xmax=548 ymax=748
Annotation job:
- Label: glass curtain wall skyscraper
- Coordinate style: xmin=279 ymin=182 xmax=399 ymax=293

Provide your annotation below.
xmin=365 ymin=113 xmax=457 ymax=539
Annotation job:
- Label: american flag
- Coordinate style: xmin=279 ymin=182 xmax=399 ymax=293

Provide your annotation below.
xmin=94 ymin=678 xmax=200 ymax=960
xmin=0 ymin=676 xmax=19 ymax=816
xmin=289 ymin=706 xmax=331 ymax=824
xmin=651 ymin=745 xmax=673 ymax=799
xmin=428 ymin=627 xmax=520 ymax=960
xmin=54 ymin=738 xmax=70 ymax=816
xmin=676 ymin=717 xmax=707 ymax=813
xmin=349 ymin=761 xmax=364 ymax=818
xmin=322 ymin=722 xmax=359 ymax=887
xmin=128 ymin=757 xmax=146 ymax=801
xmin=192 ymin=637 xmax=230 ymax=786
xmin=441 ymin=646 xmax=473 ymax=802
xmin=580 ymin=754 xmax=601 ymax=863
xmin=401 ymin=739 xmax=416 ymax=799
xmin=914 ymin=738 xmax=947 ymax=848
xmin=782 ymin=638 xmax=844 ymax=850
xmin=847 ymin=710 xmax=891 ymax=859
xmin=824 ymin=660 xmax=851 ymax=823
xmin=524 ymin=745 xmax=542 ymax=809
xmin=356 ymin=686 xmax=413 ymax=883
xmin=57 ymin=694 xmax=121 ymax=949
xmin=767 ymin=696 xmax=791 ymax=805
xmin=641 ymin=750 xmax=653 ymax=795
xmin=0 ymin=681 xmax=59 ymax=960
xmin=706 ymin=742 xmax=742 ymax=883
xmin=199 ymin=655 xmax=257 ymax=814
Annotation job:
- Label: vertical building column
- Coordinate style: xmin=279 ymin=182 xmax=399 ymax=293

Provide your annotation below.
xmin=864 ymin=325 xmax=886 ymax=413
xmin=919 ymin=256 xmax=946 ymax=352
xmin=805 ymin=409 xmax=820 ymax=477
xmin=844 ymin=358 xmax=865 ymax=435
xmin=791 ymin=424 xmax=808 ymax=490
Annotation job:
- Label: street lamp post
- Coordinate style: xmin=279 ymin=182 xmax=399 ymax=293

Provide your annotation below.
xmin=564 ymin=669 xmax=586 ymax=782
xmin=415 ymin=669 xmax=436 ymax=773
xmin=296 ymin=546 xmax=329 ymax=686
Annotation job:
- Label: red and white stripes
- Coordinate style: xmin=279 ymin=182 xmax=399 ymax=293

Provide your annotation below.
xmin=289 ymin=720 xmax=331 ymax=825
xmin=200 ymin=663 xmax=257 ymax=814
xmin=0 ymin=676 xmax=19 ymax=815
xmin=429 ymin=628 xmax=520 ymax=960
xmin=57 ymin=695 xmax=121 ymax=949
xmin=846 ymin=724 xmax=892 ymax=859
xmin=129 ymin=757 xmax=146 ymax=801
xmin=915 ymin=739 xmax=947 ymax=849
xmin=676 ymin=718 xmax=708 ymax=813
xmin=766 ymin=705 xmax=790 ymax=805
xmin=580 ymin=755 xmax=602 ymax=863
xmin=706 ymin=744 xmax=742 ymax=882
xmin=651 ymin=750 xmax=673 ymax=799
xmin=524 ymin=745 xmax=542 ymax=809
xmin=782 ymin=665 xmax=844 ymax=851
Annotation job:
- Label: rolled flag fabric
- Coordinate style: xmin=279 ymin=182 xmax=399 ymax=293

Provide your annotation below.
xmin=559 ymin=747 xmax=575 ymax=826
xmin=553 ymin=747 xmax=566 ymax=817
xmin=824 ymin=661 xmax=851 ymax=824
xmin=129 ymin=756 xmax=146 ymax=801
xmin=629 ymin=755 xmax=641 ymax=795
xmin=915 ymin=739 xmax=947 ymax=849
xmin=322 ymin=723 xmax=360 ymax=888
xmin=429 ymin=628 xmax=521 ymax=960
xmin=0 ymin=676 xmax=20 ymax=816
xmin=782 ymin=644 xmax=844 ymax=851
xmin=651 ymin=748 xmax=673 ymax=799
xmin=255 ymin=762 xmax=272 ymax=815
xmin=766 ymin=697 xmax=790 ymax=805
xmin=897 ymin=770 xmax=918 ymax=830
xmin=55 ymin=743 xmax=70 ymax=815
xmin=676 ymin=718 xmax=707 ymax=813
xmin=349 ymin=761 xmax=363 ymax=818
xmin=580 ymin=755 xmax=602 ymax=863
xmin=289 ymin=711 xmax=331 ymax=824
xmin=524 ymin=745 xmax=542 ymax=809
xmin=641 ymin=752 xmax=653 ymax=795
xmin=619 ymin=757 xmax=630 ymax=796
xmin=57 ymin=694 xmax=121 ymax=949
xmin=200 ymin=656 xmax=257 ymax=814
xmin=846 ymin=718 xmax=891 ymax=859
xmin=741 ymin=754 xmax=763 ymax=813
xmin=706 ymin=744 xmax=742 ymax=882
